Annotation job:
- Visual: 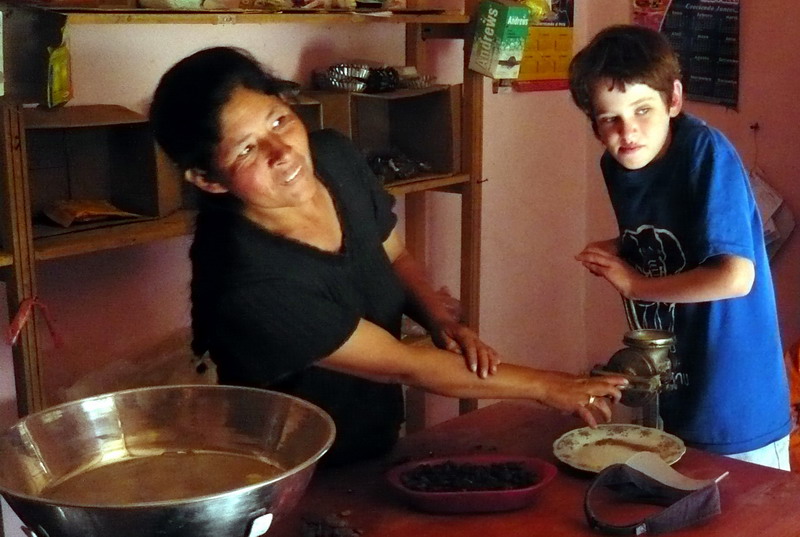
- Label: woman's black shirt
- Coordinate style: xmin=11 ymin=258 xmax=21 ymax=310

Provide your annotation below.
xmin=190 ymin=129 xmax=407 ymax=464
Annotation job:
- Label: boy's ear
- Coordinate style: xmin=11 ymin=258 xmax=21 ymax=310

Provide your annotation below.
xmin=668 ymin=80 xmax=684 ymax=117
xmin=184 ymin=168 xmax=229 ymax=194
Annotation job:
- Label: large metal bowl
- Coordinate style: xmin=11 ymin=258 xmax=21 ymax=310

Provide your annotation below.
xmin=0 ymin=385 xmax=335 ymax=537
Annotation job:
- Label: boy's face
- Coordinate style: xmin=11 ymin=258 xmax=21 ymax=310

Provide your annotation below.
xmin=591 ymin=79 xmax=683 ymax=170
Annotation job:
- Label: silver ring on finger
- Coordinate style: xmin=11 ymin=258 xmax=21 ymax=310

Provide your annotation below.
xmin=587 ymin=395 xmax=596 ymax=406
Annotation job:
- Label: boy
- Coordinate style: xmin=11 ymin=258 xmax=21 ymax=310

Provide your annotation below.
xmin=568 ymin=24 xmax=791 ymax=469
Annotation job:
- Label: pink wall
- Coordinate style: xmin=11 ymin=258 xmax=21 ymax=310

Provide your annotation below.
xmin=682 ymin=0 xmax=800 ymax=348
xmin=475 ymin=0 xmax=634 ymax=378
xmin=2 ymin=1 xmax=799 ymax=534
xmin=3 ymin=0 xmax=796 ymax=423
xmin=1 ymin=22 xmax=409 ymax=536
xmin=581 ymin=0 xmax=800 ymax=362
xmin=1 ymin=0 xmax=799 ymax=498
xmin=39 ymin=24 xmax=408 ymax=409
xmin=576 ymin=1 xmax=632 ymax=361
xmin=0 ymin=25 xmax=406 ymax=428
xmin=415 ymin=0 xmax=800 ymax=422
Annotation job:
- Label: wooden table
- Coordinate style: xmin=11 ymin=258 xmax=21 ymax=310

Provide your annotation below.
xmin=268 ymin=401 xmax=800 ymax=537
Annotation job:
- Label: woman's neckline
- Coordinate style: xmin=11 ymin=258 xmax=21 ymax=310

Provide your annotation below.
xmin=244 ymin=173 xmax=347 ymax=257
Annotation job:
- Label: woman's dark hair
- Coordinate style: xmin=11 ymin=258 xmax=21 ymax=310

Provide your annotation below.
xmin=149 ymin=46 xmax=298 ymax=174
xmin=151 ymin=48 xmax=297 ymax=359
xmin=568 ymin=24 xmax=681 ymax=122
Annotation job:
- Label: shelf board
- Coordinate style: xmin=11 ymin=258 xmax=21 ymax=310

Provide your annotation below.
xmin=62 ymin=8 xmax=468 ymax=25
xmin=385 ymin=172 xmax=469 ymax=195
xmin=23 ymin=104 xmax=146 ymax=129
xmin=34 ymin=209 xmax=196 ymax=261
xmin=0 ymin=250 xmax=13 ymax=267
xmin=28 ymin=174 xmax=467 ymax=261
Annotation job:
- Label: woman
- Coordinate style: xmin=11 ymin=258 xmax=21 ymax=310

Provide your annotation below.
xmin=150 ymin=47 xmax=627 ymax=464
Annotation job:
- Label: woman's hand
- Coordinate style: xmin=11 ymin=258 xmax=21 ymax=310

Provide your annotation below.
xmin=386 ymin=237 xmax=500 ymax=379
xmin=536 ymin=371 xmax=628 ymax=427
xmin=431 ymin=321 xmax=501 ymax=379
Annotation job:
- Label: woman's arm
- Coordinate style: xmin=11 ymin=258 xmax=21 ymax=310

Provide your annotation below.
xmin=384 ymin=230 xmax=500 ymax=378
xmin=383 ymin=230 xmax=456 ymax=331
xmin=319 ymin=319 xmax=627 ymax=427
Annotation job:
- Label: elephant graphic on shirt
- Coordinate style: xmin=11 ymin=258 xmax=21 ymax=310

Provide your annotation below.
xmin=620 ymin=225 xmax=686 ymax=332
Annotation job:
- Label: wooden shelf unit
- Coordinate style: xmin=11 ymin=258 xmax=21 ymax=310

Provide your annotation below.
xmin=26 ymin=168 xmax=469 ymax=263
xmin=0 ymin=2 xmax=483 ymax=426
xmin=63 ymin=9 xmax=469 ymax=25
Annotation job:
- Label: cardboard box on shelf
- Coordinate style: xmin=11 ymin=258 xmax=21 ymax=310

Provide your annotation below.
xmin=468 ymin=0 xmax=531 ymax=80
xmin=309 ymin=85 xmax=461 ymax=178
xmin=290 ymin=95 xmax=323 ymax=132
xmin=22 ymin=104 xmax=183 ymax=238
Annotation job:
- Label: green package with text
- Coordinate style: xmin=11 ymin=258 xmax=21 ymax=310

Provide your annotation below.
xmin=468 ymin=0 xmax=531 ymax=79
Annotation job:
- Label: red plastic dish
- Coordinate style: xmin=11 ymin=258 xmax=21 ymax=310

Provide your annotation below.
xmin=385 ymin=454 xmax=557 ymax=514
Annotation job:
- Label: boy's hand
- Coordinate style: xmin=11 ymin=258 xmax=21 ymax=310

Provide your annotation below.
xmin=583 ymin=238 xmax=620 ymax=256
xmin=432 ymin=322 xmax=501 ymax=379
xmin=576 ymin=245 xmax=640 ymax=298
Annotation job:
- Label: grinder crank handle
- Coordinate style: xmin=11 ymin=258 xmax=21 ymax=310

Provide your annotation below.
xmin=590 ymin=368 xmax=660 ymax=392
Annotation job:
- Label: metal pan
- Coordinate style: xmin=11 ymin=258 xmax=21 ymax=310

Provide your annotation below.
xmin=0 ymin=385 xmax=335 ymax=537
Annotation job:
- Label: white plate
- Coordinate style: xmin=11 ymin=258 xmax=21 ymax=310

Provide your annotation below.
xmin=552 ymin=424 xmax=686 ymax=473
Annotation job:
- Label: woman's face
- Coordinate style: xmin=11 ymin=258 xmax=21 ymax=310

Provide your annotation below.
xmin=212 ymin=86 xmax=316 ymax=210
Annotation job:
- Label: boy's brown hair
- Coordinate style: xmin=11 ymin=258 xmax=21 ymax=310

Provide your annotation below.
xmin=569 ymin=24 xmax=682 ymax=123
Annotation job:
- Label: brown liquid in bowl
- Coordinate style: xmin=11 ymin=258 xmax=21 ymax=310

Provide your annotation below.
xmin=42 ymin=451 xmax=284 ymax=505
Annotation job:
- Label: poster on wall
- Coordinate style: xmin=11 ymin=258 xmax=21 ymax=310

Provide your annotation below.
xmin=633 ymin=0 xmax=740 ymax=108
xmin=513 ymin=0 xmax=575 ymax=92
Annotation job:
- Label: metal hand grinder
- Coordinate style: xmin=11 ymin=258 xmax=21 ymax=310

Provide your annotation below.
xmin=591 ymin=329 xmax=679 ymax=429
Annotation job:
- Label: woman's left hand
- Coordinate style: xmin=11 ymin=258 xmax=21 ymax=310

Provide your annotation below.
xmin=537 ymin=371 xmax=627 ymax=427
xmin=432 ymin=322 xmax=501 ymax=379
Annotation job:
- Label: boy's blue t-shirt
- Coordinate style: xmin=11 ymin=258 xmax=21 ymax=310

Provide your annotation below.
xmin=601 ymin=113 xmax=791 ymax=455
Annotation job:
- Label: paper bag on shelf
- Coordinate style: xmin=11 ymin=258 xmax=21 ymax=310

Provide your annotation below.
xmin=750 ymin=168 xmax=795 ymax=260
